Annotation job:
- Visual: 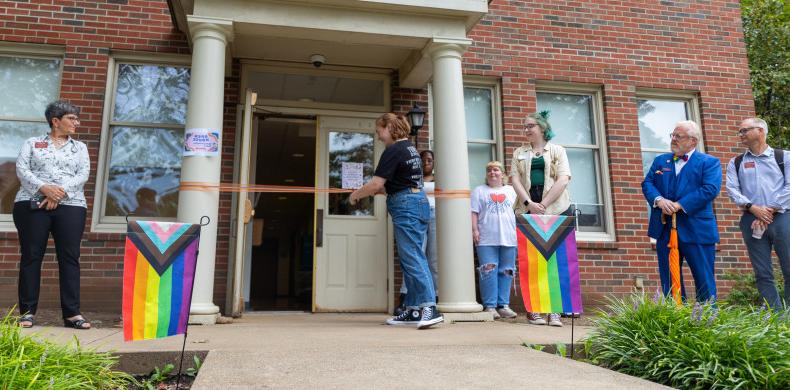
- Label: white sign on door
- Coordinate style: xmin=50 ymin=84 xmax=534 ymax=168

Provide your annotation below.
xmin=341 ymin=162 xmax=364 ymax=189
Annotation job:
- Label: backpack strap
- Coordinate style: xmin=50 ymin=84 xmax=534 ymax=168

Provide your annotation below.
xmin=775 ymin=148 xmax=786 ymax=180
xmin=735 ymin=152 xmax=746 ymax=177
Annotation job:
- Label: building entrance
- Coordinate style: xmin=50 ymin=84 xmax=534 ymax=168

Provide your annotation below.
xmin=247 ymin=117 xmax=316 ymax=311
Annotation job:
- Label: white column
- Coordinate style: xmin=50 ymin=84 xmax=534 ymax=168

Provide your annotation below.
xmin=178 ymin=17 xmax=233 ymax=325
xmin=428 ymin=38 xmax=485 ymax=319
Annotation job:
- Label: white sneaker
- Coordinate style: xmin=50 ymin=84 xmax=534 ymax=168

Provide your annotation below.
xmin=484 ymin=307 xmax=501 ymax=319
xmin=497 ymin=305 xmax=517 ymax=319
xmin=527 ymin=312 xmax=546 ymax=325
xmin=548 ymin=313 xmax=563 ymax=327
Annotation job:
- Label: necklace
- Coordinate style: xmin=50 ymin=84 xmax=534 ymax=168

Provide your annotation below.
xmin=51 ymin=137 xmax=67 ymax=148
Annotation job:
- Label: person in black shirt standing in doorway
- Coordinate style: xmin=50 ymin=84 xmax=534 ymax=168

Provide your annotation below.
xmin=350 ymin=113 xmax=443 ymax=329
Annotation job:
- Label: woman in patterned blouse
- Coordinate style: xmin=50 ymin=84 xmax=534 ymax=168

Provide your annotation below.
xmin=14 ymin=100 xmax=91 ymax=329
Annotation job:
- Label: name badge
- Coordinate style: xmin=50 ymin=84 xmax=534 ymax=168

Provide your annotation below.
xmin=518 ymin=153 xmax=528 ymax=160
xmin=662 ymin=167 xmax=672 ymax=172
xmin=34 ymin=142 xmax=48 ymax=148
xmin=744 ymin=162 xmax=756 ymax=169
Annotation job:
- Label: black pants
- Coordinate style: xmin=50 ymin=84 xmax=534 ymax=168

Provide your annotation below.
xmin=13 ymin=202 xmax=86 ymax=318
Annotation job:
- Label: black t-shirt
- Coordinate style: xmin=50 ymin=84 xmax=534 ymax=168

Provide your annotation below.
xmin=374 ymin=140 xmax=423 ymax=194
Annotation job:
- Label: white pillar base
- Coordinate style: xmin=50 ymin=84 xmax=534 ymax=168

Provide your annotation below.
xmin=443 ymin=311 xmax=494 ymax=323
xmin=188 ymin=313 xmax=220 ymax=325
xmin=437 ymin=301 xmax=483 ymax=313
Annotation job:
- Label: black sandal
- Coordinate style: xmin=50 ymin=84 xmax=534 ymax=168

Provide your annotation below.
xmin=19 ymin=314 xmax=34 ymax=328
xmin=63 ymin=317 xmax=91 ymax=330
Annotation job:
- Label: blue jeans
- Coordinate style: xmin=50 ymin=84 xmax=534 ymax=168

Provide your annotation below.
xmin=387 ymin=189 xmax=434 ymax=309
xmin=476 ymin=245 xmax=516 ymax=308
xmin=400 ymin=206 xmax=438 ymax=296
xmin=739 ymin=212 xmax=790 ymax=310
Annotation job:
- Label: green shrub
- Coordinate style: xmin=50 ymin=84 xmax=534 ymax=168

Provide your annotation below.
xmin=721 ymin=270 xmax=785 ymax=307
xmin=0 ymin=311 xmax=134 ymax=389
xmin=583 ymin=294 xmax=789 ymax=389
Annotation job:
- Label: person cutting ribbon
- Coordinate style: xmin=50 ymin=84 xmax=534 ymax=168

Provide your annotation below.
xmin=641 ymin=120 xmax=721 ymax=303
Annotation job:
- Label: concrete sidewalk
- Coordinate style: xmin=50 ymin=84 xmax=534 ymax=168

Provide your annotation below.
xmin=25 ymin=313 xmax=668 ymax=389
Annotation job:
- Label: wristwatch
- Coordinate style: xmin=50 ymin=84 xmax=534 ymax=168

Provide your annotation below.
xmin=745 ymin=203 xmax=752 ymax=210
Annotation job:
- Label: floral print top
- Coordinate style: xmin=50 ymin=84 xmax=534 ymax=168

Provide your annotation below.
xmin=15 ymin=134 xmax=90 ymax=208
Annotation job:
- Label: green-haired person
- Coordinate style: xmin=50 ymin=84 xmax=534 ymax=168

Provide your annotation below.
xmin=509 ymin=111 xmax=572 ymax=327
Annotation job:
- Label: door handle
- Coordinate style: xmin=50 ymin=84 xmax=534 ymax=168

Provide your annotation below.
xmin=316 ymin=209 xmax=324 ymax=247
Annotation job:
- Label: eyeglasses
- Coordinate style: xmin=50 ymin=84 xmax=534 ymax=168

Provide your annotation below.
xmin=62 ymin=115 xmax=80 ymax=123
xmin=737 ymin=126 xmax=760 ymax=136
xmin=525 ymin=123 xmax=540 ymax=130
xmin=669 ymin=133 xmax=691 ymax=140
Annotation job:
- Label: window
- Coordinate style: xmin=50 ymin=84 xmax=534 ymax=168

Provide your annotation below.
xmin=535 ymin=84 xmax=614 ymax=239
xmin=93 ymin=56 xmax=190 ymax=231
xmin=428 ymin=79 xmax=503 ymax=189
xmin=242 ymin=63 xmax=390 ymax=113
xmin=0 ymin=51 xmax=62 ymax=229
xmin=637 ymin=92 xmax=701 ymax=177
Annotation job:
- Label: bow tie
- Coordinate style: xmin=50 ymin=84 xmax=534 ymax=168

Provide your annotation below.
xmin=673 ymin=154 xmax=689 ymax=162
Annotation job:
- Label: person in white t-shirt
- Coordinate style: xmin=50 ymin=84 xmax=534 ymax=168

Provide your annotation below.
xmin=471 ymin=161 xmax=518 ymax=319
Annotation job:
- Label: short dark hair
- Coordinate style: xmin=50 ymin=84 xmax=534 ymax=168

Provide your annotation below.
xmin=45 ymin=100 xmax=80 ymax=128
xmin=420 ymin=150 xmax=434 ymax=159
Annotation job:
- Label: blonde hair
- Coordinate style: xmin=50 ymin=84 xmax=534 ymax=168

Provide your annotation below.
xmin=485 ymin=161 xmax=508 ymax=185
xmin=375 ymin=113 xmax=411 ymax=140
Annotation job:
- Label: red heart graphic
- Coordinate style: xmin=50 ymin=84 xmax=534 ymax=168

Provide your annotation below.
xmin=490 ymin=193 xmax=506 ymax=203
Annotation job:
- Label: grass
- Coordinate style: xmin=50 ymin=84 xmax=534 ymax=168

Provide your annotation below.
xmin=582 ymin=294 xmax=789 ymax=389
xmin=0 ymin=310 xmax=134 ymax=389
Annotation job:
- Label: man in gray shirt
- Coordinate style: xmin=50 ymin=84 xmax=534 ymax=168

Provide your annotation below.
xmin=726 ymin=117 xmax=789 ymax=311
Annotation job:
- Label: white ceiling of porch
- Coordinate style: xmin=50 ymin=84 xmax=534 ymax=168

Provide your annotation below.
xmin=233 ymin=34 xmax=412 ymax=69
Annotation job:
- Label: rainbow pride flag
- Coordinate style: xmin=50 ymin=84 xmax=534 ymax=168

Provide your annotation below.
xmin=122 ymin=220 xmax=200 ymax=341
xmin=517 ymin=214 xmax=583 ymax=314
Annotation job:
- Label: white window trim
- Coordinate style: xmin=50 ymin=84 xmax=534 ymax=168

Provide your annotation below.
xmin=91 ymin=52 xmax=191 ymax=233
xmin=536 ymin=81 xmax=615 ymax=242
xmin=427 ymin=76 xmax=504 ymax=173
xmin=0 ymin=44 xmax=65 ymax=232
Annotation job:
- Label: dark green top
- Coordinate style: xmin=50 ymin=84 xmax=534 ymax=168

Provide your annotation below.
xmin=530 ymin=156 xmax=545 ymax=186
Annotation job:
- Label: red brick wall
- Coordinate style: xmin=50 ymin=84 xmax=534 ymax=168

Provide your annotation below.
xmin=1 ymin=0 xmax=755 ymax=315
xmin=0 ymin=0 xmax=196 ymax=312
xmin=388 ymin=0 xmax=755 ymax=309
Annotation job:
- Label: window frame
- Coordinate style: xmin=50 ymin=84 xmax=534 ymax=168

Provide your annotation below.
xmin=636 ymin=89 xmax=703 ymax=157
xmin=427 ymin=77 xmax=504 ymax=187
xmin=240 ymin=60 xmax=391 ymax=113
xmin=0 ymin=43 xmax=65 ymax=232
xmin=535 ymin=82 xmax=615 ymax=242
xmin=636 ymin=89 xmax=702 ymax=243
xmin=91 ymin=52 xmax=191 ymax=233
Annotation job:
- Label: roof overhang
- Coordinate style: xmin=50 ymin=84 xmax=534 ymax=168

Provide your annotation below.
xmin=168 ymin=0 xmax=488 ymax=88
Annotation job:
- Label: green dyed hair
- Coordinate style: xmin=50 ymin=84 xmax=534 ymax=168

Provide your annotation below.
xmin=526 ymin=110 xmax=554 ymax=141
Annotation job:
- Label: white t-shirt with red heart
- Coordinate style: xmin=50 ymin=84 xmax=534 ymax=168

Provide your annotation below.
xmin=471 ymin=184 xmax=517 ymax=247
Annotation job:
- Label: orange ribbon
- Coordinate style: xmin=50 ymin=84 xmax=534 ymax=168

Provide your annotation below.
xmin=179 ymin=182 xmax=352 ymax=193
xmin=179 ymin=182 xmax=471 ymax=198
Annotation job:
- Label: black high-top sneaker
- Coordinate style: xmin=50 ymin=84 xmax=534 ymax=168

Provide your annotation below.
xmin=386 ymin=308 xmax=420 ymax=326
xmin=393 ymin=293 xmax=407 ymax=316
xmin=417 ymin=306 xmax=444 ymax=329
